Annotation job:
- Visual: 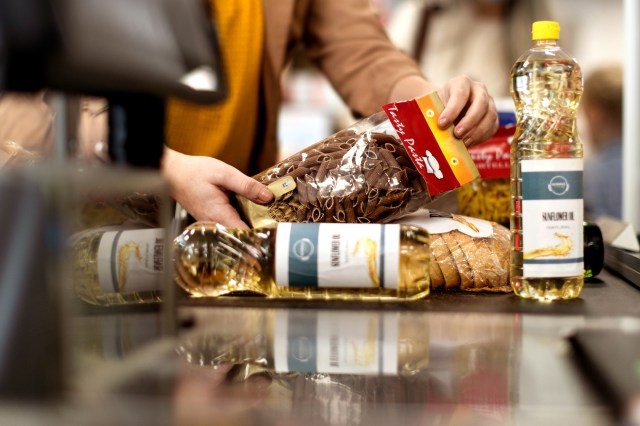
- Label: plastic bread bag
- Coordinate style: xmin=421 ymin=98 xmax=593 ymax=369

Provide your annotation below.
xmin=238 ymin=92 xmax=480 ymax=228
xmin=395 ymin=210 xmax=511 ymax=293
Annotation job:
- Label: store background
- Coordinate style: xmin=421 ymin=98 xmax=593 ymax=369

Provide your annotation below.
xmin=277 ymin=3 xmax=629 ymax=409
xmin=277 ymin=0 xmax=624 ymax=160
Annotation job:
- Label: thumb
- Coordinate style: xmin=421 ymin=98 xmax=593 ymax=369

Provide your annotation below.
xmin=226 ymin=171 xmax=274 ymax=205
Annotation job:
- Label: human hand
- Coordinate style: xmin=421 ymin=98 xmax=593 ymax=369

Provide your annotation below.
xmin=437 ymin=75 xmax=499 ymax=147
xmin=162 ymin=148 xmax=273 ymax=229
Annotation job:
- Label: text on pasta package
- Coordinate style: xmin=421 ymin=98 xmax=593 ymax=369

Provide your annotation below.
xmin=382 ymin=92 xmax=479 ymax=197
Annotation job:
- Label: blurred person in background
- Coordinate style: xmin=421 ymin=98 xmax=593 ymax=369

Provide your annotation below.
xmin=0 ymin=91 xmax=52 ymax=167
xmin=73 ymin=1 xmax=498 ymax=228
xmin=582 ymin=64 xmax=623 ymax=220
xmin=387 ymin=0 xmax=552 ymax=99
xmin=386 ymin=0 xmax=551 ymax=214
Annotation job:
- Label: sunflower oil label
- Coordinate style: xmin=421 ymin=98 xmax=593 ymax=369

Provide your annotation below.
xmin=520 ymin=159 xmax=583 ymax=277
xmin=274 ymin=223 xmax=400 ymax=289
xmin=97 ymin=228 xmax=166 ymax=293
xmin=273 ymin=311 xmax=399 ymax=374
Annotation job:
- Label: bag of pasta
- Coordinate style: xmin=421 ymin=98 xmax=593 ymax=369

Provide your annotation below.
xmin=457 ymin=107 xmax=515 ymax=226
xmin=238 ymin=92 xmax=480 ymax=227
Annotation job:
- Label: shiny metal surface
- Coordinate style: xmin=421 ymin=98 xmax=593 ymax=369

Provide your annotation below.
xmin=4 ymin=269 xmax=640 ymax=425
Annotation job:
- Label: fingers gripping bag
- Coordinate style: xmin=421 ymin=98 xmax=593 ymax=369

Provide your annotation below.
xmin=238 ymin=93 xmax=480 ymax=227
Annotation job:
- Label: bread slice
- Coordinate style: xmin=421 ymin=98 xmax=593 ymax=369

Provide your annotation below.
xmin=441 ymin=231 xmax=475 ymax=290
xmin=463 ymin=223 xmax=511 ymax=292
xmin=428 ymin=234 xmax=446 ymax=290
xmin=431 ymin=233 xmax=460 ymax=289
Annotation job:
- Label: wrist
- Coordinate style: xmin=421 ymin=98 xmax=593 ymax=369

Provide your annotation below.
xmin=388 ymin=75 xmax=437 ymax=103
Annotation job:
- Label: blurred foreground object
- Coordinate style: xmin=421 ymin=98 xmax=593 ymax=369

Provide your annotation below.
xmin=0 ymin=0 xmax=222 ymax=399
xmin=0 ymin=172 xmax=64 ymax=400
xmin=0 ymin=91 xmax=53 ymax=166
xmin=0 ymin=0 xmax=226 ymax=103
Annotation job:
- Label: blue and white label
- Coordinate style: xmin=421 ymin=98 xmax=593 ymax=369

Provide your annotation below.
xmin=273 ymin=311 xmax=399 ymax=374
xmin=97 ymin=228 xmax=166 ymax=293
xmin=274 ymin=223 xmax=400 ymax=289
xmin=521 ymin=158 xmax=583 ymax=277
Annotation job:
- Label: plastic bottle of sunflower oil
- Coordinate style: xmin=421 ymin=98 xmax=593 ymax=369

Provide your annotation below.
xmin=510 ymin=21 xmax=584 ymax=301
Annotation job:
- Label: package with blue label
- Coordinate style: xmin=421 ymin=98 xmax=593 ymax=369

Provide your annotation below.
xmin=173 ymin=221 xmax=431 ymax=300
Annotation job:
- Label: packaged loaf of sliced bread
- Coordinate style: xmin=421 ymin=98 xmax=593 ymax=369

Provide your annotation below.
xmin=395 ymin=210 xmax=511 ymax=293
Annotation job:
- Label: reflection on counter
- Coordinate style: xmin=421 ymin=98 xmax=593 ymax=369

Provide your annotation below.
xmin=65 ymin=166 xmax=173 ymax=307
xmin=171 ymin=309 xmax=520 ymax=426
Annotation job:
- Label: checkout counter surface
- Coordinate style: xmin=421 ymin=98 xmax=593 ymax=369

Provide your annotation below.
xmin=2 ymin=268 xmax=640 ymax=426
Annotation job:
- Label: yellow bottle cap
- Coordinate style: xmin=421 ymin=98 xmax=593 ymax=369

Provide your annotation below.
xmin=532 ymin=21 xmax=560 ymax=41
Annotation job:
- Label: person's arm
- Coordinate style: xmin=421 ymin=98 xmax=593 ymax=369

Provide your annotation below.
xmin=161 ymin=147 xmax=273 ymax=228
xmin=302 ymin=0 xmax=497 ymax=146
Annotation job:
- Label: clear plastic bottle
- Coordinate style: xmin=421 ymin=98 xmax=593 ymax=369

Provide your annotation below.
xmin=176 ymin=310 xmax=430 ymax=376
xmin=71 ymin=226 xmax=166 ymax=305
xmin=510 ymin=21 xmax=584 ymax=300
xmin=173 ymin=222 xmax=431 ymax=300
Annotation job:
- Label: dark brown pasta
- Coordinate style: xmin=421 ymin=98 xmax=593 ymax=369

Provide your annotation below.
xmin=314 ymin=159 xmax=331 ymax=183
xmin=365 ymin=163 xmax=385 ymax=187
xmin=324 ymin=197 xmax=336 ymax=223
xmin=378 ymin=190 xmax=409 ymax=207
xmin=371 ymin=132 xmax=399 ymax=146
xmin=344 ymin=199 xmax=356 ymax=223
xmin=311 ymin=208 xmax=324 ymax=222
xmin=379 ymin=148 xmax=401 ymax=169
xmin=307 ymin=182 xmax=319 ymax=207
xmin=295 ymin=206 xmax=307 ymax=222
xmin=295 ymin=177 xmax=309 ymax=205
xmin=384 ymin=143 xmax=397 ymax=153
xmin=251 ymin=125 xmax=431 ymax=224
xmin=334 ymin=201 xmax=346 ymax=223
xmin=371 ymin=205 xmax=396 ymax=221
xmin=287 ymin=166 xmax=312 ymax=181
xmin=395 ymin=156 xmax=414 ymax=168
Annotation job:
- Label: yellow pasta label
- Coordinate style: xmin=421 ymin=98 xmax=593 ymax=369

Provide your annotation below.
xmin=383 ymin=92 xmax=479 ymax=197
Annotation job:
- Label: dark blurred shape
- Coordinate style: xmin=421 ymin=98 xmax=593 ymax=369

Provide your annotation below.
xmin=107 ymin=94 xmax=166 ymax=168
xmin=0 ymin=172 xmax=64 ymax=400
xmin=0 ymin=0 xmax=226 ymax=399
xmin=0 ymin=0 xmax=227 ymax=167
xmin=0 ymin=0 xmax=226 ymax=104
xmin=584 ymin=222 xmax=605 ymax=279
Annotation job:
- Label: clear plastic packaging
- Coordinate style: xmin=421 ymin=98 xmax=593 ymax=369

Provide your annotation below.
xmin=173 ymin=221 xmax=431 ymax=301
xmin=510 ymin=21 xmax=584 ymax=300
xmin=70 ymin=224 xmax=166 ymax=306
xmin=396 ymin=211 xmax=511 ymax=292
xmin=238 ymin=93 xmax=479 ymax=228
xmin=457 ymin=120 xmax=515 ymax=226
xmin=66 ymin=166 xmax=174 ymax=306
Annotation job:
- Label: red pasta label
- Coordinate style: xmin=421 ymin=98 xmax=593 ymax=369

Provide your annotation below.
xmin=382 ymin=92 xmax=479 ymax=197
xmin=467 ymin=124 xmax=514 ymax=180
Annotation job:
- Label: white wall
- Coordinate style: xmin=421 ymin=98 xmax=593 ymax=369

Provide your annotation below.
xmin=547 ymin=0 xmax=624 ymax=75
